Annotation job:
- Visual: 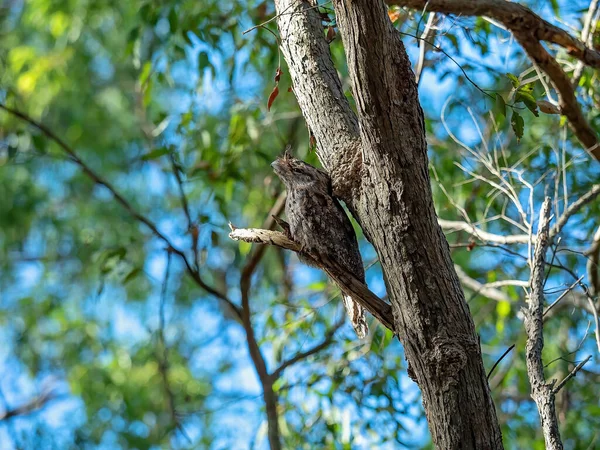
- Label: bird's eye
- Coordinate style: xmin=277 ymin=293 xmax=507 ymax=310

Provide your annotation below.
xmin=292 ymin=167 xmax=302 ymax=173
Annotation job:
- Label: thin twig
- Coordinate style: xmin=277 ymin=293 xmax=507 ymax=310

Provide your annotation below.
xmin=552 ymin=355 xmax=592 ymax=394
xmin=487 ymin=344 xmax=516 ymax=380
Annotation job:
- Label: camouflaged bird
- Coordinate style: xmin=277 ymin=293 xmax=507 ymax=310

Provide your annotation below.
xmin=271 ymin=150 xmax=368 ymax=338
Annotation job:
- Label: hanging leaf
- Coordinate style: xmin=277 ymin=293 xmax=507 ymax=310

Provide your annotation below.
xmin=511 ymin=111 xmax=524 ymax=142
xmin=267 ymin=85 xmax=279 ymax=111
xmin=537 ymin=100 xmax=560 ymax=115
xmin=326 ymin=26 xmax=336 ymax=43
xmin=515 ymin=90 xmax=539 ymax=116
xmin=505 ymin=73 xmax=519 ymax=88
xmin=494 ymin=93 xmax=506 ymax=118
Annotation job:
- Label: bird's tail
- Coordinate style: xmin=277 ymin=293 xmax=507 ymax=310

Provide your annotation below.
xmin=342 ymin=295 xmax=368 ymax=339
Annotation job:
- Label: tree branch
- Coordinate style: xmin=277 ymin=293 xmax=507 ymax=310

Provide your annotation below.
xmin=0 ymin=389 xmax=65 ymax=422
xmin=0 ymin=102 xmax=242 ymax=322
xmin=169 ymin=152 xmax=200 ymax=270
xmin=587 ymin=225 xmax=600 ymax=297
xmin=524 ymin=197 xmax=563 ymax=450
xmin=390 ymin=0 xmax=600 ymax=69
xmin=274 ymin=0 xmax=362 ymax=200
xmin=552 ymin=184 xmax=600 ymax=238
xmin=229 ymin=226 xmax=395 ymax=332
xmin=439 ymin=218 xmax=530 ymax=244
xmin=454 ymin=264 xmax=516 ymax=302
xmin=552 ymin=355 xmax=592 ymax=394
xmin=390 ymin=0 xmax=600 ymax=159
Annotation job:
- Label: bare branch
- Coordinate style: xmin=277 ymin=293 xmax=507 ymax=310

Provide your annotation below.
xmin=235 ymin=194 xmax=288 ymax=450
xmin=524 ymin=197 xmax=563 ymax=450
xmin=572 ymin=0 xmax=600 ymax=86
xmin=169 ymin=152 xmax=200 ymax=270
xmin=0 ymin=389 xmax=66 ymax=422
xmin=587 ymin=225 xmax=600 ymax=296
xmin=552 ymin=355 xmax=592 ymax=394
xmin=0 ymin=102 xmax=242 ymax=321
xmin=454 ymin=264 xmax=514 ymax=302
xmin=552 ymin=184 xmax=600 ymax=238
xmin=439 ymin=218 xmax=530 ymax=244
xmin=229 ymin=226 xmax=395 ymax=332
xmin=543 ymin=276 xmax=584 ymax=318
xmin=415 ymin=13 xmax=438 ymax=84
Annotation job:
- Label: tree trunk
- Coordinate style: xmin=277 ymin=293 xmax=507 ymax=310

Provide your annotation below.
xmin=274 ymin=1 xmax=504 ymax=448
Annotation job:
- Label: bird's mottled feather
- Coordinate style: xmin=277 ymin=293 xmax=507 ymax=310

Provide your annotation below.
xmin=271 ymin=153 xmax=368 ymax=338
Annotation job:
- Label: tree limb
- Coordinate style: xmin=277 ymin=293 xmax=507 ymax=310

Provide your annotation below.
xmin=552 ymin=355 xmax=592 ymax=394
xmin=0 ymin=390 xmax=65 ymax=422
xmin=274 ymin=0 xmax=362 ymax=200
xmin=237 ymin=194 xmax=287 ymax=450
xmin=389 ymin=0 xmax=600 ymax=69
xmin=439 ymin=218 xmax=530 ymax=244
xmin=524 ymin=197 xmax=563 ymax=450
xmin=390 ymin=0 xmax=600 ymax=159
xmin=587 ymin=225 xmax=600 ymax=297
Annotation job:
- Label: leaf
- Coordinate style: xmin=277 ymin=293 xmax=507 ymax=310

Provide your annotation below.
xmin=123 ymin=267 xmax=142 ymax=284
xmin=139 ymin=61 xmax=152 ymax=86
xmin=274 ymin=67 xmax=282 ymax=83
xmin=267 ymin=85 xmax=279 ymax=111
xmin=494 ymin=93 xmax=506 ymax=118
xmin=506 ymin=73 xmax=519 ymax=88
xmin=511 ymin=110 xmax=524 ymax=142
xmin=537 ymin=100 xmax=560 ymax=115
xmin=326 ymin=26 xmax=336 ymax=43
xmin=141 ymin=147 xmax=170 ymax=161
xmin=515 ymin=91 xmax=538 ymax=116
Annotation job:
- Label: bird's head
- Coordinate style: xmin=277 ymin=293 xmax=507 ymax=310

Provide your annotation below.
xmin=271 ymin=148 xmax=330 ymax=191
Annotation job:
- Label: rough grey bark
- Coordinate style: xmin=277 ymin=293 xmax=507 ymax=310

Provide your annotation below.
xmin=275 ymin=1 xmax=503 ymax=448
xmin=525 ymin=198 xmax=563 ymax=450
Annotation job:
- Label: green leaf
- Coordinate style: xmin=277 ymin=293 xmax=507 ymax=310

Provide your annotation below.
xmin=494 ymin=93 xmax=506 ymax=118
xmin=511 ymin=110 xmax=525 ymax=141
xmin=515 ymin=91 xmax=539 ymax=116
xmin=123 ymin=267 xmax=142 ymax=284
xmin=139 ymin=61 xmax=152 ymax=86
xmin=141 ymin=147 xmax=170 ymax=161
xmin=506 ymin=73 xmax=519 ymax=88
